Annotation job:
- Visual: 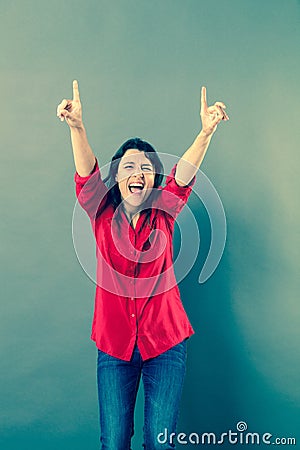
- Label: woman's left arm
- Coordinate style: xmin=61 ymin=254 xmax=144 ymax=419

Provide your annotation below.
xmin=175 ymin=86 xmax=229 ymax=186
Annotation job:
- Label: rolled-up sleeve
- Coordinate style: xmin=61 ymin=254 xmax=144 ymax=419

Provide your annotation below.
xmin=154 ymin=164 xmax=196 ymax=219
xmin=74 ymin=159 xmax=108 ymax=219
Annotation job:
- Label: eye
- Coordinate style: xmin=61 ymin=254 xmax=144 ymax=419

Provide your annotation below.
xmin=124 ymin=165 xmax=134 ymax=169
xmin=142 ymin=166 xmax=153 ymax=172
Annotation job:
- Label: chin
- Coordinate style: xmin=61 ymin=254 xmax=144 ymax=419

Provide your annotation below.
xmin=126 ymin=193 xmax=150 ymax=209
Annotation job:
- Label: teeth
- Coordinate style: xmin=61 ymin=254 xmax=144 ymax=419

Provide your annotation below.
xmin=129 ymin=183 xmax=144 ymax=189
xmin=129 ymin=182 xmax=144 ymax=193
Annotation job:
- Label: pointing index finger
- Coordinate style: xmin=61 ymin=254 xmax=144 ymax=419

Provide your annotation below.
xmin=73 ymin=79 xmax=80 ymax=102
xmin=201 ymin=86 xmax=208 ymax=112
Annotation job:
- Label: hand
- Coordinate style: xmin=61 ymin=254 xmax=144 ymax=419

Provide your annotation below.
xmin=200 ymin=86 xmax=229 ymax=136
xmin=57 ymin=80 xmax=83 ymax=128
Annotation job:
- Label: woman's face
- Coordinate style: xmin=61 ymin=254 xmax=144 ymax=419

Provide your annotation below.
xmin=115 ymin=149 xmax=155 ymax=212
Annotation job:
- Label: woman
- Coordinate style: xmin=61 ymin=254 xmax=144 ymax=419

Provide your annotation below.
xmin=57 ymin=80 xmax=228 ymax=449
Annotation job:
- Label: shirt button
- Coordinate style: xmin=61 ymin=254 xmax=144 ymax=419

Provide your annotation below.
xmin=130 ymin=297 xmax=134 ymax=301
xmin=131 ymin=313 xmax=135 ymax=318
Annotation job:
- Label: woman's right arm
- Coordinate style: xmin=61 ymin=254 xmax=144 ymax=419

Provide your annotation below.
xmin=57 ymin=80 xmax=107 ymax=219
xmin=57 ymin=80 xmax=96 ymax=177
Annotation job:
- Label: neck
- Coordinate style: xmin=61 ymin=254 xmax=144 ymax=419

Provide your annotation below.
xmin=122 ymin=203 xmax=140 ymax=220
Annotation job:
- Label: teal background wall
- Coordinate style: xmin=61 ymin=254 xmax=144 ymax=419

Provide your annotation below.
xmin=1 ymin=1 xmax=299 ymax=448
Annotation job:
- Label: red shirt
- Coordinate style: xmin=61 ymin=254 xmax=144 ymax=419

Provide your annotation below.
xmin=75 ymin=160 xmax=195 ymax=361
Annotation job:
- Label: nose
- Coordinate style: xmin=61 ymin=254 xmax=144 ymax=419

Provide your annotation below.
xmin=132 ymin=169 xmax=144 ymax=178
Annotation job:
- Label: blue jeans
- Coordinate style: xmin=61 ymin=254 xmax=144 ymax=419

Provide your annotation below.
xmin=97 ymin=340 xmax=187 ymax=449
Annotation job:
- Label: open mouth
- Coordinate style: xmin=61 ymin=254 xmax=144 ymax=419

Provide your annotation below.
xmin=128 ymin=182 xmax=144 ymax=194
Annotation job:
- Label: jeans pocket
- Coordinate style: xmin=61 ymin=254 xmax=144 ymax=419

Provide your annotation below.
xmin=166 ymin=340 xmax=187 ymax=366
xmin=97 ymin=349 xmax=112 ymax=366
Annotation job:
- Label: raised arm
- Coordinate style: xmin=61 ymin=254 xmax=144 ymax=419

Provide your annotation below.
xmin=57 ymin=80 xmax=96 ymax=177
xmin=175 ymin=86 xmax=229 ymax=186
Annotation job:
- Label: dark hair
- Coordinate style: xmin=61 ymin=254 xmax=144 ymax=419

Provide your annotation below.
xmin=102 ymin=137 xmax=164 ymax=214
